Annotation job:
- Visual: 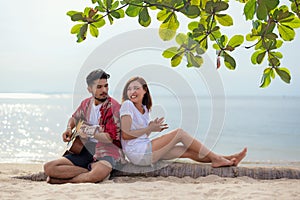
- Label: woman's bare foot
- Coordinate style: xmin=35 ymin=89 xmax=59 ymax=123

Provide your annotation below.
xmin=224 ymin=147 xmax=247 ymax=166
xmin=211 ymin=156 xmax=235 ymax=168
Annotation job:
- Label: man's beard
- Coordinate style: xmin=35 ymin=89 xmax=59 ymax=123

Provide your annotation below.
xmin=93 ymin=93 xmax=107 ymax=102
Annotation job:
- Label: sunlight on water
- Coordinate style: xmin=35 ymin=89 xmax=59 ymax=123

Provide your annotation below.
xmin=0 ymin=94 xmax=299 ymax=165
xmin=0 ymin=96 xmax=72 ymax=163
xmin=0 ymin=93 xmax=50 ymax=99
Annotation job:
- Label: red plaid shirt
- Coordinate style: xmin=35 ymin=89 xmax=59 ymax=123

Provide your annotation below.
xmin=72 ymin=96 xmax=124 ymax=162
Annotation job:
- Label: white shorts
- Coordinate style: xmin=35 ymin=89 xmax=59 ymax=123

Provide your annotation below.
xmin=125 ymin=142 xmax=152 ymax=166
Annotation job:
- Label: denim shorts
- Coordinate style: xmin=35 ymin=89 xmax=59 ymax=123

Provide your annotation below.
xmin=64 ymin=142 xmax=95 ymax=169
xmin=86 ymin=156 xmax=117 ymax=171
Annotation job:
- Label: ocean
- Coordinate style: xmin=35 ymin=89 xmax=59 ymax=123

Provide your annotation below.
xmin=0 ymin=93 xmax=299 ymax=166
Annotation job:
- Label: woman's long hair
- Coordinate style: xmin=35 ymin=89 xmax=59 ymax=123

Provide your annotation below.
xmin=122 ymin=76 xmax=152 ymax=110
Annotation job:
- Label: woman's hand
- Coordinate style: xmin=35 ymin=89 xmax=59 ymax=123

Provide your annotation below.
xmin=148 ymin=117 xmax=169 ymax=133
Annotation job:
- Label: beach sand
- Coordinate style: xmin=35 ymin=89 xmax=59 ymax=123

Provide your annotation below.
xmin=0 ymin=163 xmax=300 ymax=200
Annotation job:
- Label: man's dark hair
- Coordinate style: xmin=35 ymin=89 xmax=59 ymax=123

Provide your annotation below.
xmin=86 ymin=69 xmax=110 ymax=86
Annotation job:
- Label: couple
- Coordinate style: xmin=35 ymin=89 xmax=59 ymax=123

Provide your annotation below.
xmin=44 ymin=69 xmax=247 ymax=184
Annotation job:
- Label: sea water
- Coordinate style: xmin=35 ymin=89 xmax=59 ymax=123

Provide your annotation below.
xmin=0 ymin=93 xmax=299 ymax=166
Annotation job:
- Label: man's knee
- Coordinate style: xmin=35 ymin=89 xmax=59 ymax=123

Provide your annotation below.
xmin=43 ymin=157 xmax=72 ymax=176
xmin=90 ymin=161 xmax=112 ymax=182
xmin=43 ymin=160 xmax=55 ymax=176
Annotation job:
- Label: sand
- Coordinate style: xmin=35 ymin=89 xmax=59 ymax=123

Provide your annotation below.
xmin=0 ymin=163 xmax=300 ymax=200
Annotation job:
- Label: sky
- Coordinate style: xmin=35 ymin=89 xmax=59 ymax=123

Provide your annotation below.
xmin=0 ymin=0 xmax=299 ymax=96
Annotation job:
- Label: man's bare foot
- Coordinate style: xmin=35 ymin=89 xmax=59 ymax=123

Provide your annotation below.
xmin=46 ymin=176 xmax=71 ymax=184
xmin=224 ymin=147 xmax=247 ymax=166
xmin=211 ymin=156 xmax=235 ymax=168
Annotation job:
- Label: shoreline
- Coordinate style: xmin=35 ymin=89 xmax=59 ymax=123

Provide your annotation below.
xmin=1 ymin=163 xmax=300 ymax=199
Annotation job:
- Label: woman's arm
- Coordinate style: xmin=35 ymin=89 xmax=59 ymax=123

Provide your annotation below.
xmin=121 ymin=115 xmax=168 ymax=140
xmin=121 ymin=115 xmax=151 ymax=140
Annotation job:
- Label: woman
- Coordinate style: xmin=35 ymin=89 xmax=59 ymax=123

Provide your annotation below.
xmin=120 ymin=76 xmax=247 ymax=167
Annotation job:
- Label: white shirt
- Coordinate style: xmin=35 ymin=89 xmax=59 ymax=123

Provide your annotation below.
xmin=88 ymin=102 xmax=102 ymax=143
xmin=120 ymin=100 xmax=151 ymax=162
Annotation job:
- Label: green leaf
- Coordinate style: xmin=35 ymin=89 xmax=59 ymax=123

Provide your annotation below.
xmin=257 ymin=3 xmax=268 ymax=20
xmin=138 ymin=7 xmax=151 ymax=27
xmin=77 ymin=23 xmax=88 ymax=42
xmin=157 ymin=9 xmax=171 ymax=21
xmin=175 ymin=33 xmax=187 ymax=45
xmin=244 ymin=0 xmax=256 ymax=20
xmin=196 ymin=46 xmax=205 ymax=54
xmin=93 ymin=18 xmax=106 ymax=28
xmin=272 ymin=51 xmax=283 ymax=59
xmin=188 ymin=21 xmax=199 ymax=31
xmin=189 ymin=53 xmax=203 ymax=67
xmin=111 ymin=1 xmax=119 ymax=9
xmin=126 ymin=5 xmax=140 ymax=17
xmin=264 ymin=0 xmax=279 ymax=11
xmin=281 ymin=17 xmax=300 ymax=28
xmin=67 ymin=11 xmax=79 ymax=17
xmin=257 ymin=51 xmax=266 ymax=64
xmin=111 ymin=9 xmax=125 ymax=19
xmin=215 ymin=14 xmax=233 ymax=26
xmin=105 ymin=0 xmax=112 ymax=9
xmin=159 ymin=13 xmax=179 ymax=41
xmin=224 ymin=53 xmax=236 ymax=70
xmin=214 ymin=1 xmax=229 ymax=12
xmin=171 ymin=52 xmax=184 ymax=67
xmin=162 ymin=47 xmax=178 ymax=58
xmin=71 ymin=24 xmax=83 ymax=34
xmin=227 ymin=35 xmax=244 ymax=48
xmin=84 ymin=7 xmax=91 ymax=17
xmin=260 ymin=68 xmax=272 ymax=88
xmin=246 ymin=33 xmax=260 ymax=41
xmin=218 ymin=35 xmax=227 ymax=48
xmin=265 ymin=33 xmax=278 ymax=40
xmin=275 ymin=67 xmax=291 ymax=83
xmin=213 ymin=43 xmax=221 ymax=50
xmin=269 ymin=57 xmax=280 ymax=67
xmin=251 ymin=51 xmax=260 ymax=64
xmin=89 ymin=24 xmax=99 ymax=37
xmin=71 ymin=13 xmax=84 ymax=22
xmin=191 ymin=0 xmax=200 ymax=6
xmin=275 ymin=40 xmax=283 ymax=48
xmin=180 ymin=5 xmax=200 ymax=18
xmin=96 ymin=1 xmax=106 ymax=12
xmin=277 ymin=24 xmax=295 ymax=41
xmin=108 ymin=14 xmax=114 ymax=25
xmin=270 ymin=68 xmax=275 ymax=79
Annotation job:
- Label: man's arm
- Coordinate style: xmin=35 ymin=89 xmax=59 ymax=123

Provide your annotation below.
xmin=94 ymin=130 xmax=112 ymax=143
xmin=62 ymin=117 xmax=76 ymax=142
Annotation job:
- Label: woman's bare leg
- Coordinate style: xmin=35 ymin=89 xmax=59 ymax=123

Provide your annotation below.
xmin=163 ymin=146 xmax=247 ymax=166
xmin=151 ymin=128 xmax=234 ymax=167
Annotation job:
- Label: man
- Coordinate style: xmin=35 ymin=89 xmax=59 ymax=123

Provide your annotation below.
xmin=44 ymin=69 xmax=123 ymax=184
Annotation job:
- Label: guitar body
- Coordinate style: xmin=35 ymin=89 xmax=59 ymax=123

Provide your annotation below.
xmin=62 ymin=121 xmax=85 ymax=156
xmin=63 ymin=136 xmax=84 ymax=156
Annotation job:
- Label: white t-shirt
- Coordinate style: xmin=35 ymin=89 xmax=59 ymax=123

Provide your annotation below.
xmin=88 ymin=102 xmax=102 ymax=143
xmin=120 ymin=100 xmax=151 ymax=163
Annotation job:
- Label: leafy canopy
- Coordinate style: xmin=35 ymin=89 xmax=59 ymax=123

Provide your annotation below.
xmin=67 ymin=0 xmax=300 ymax=87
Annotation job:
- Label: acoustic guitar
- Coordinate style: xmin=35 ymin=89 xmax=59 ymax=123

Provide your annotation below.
xmin=62 ymin=121 xmax=100 ymax=156
xmin=63 ymin=120 xmax=85 ymax=156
